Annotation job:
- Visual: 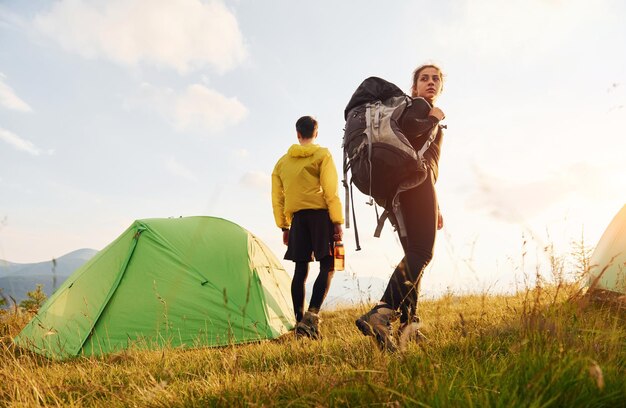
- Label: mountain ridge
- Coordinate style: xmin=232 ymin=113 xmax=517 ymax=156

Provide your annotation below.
xmin=0 ymin=248 xmax=99 ymax=305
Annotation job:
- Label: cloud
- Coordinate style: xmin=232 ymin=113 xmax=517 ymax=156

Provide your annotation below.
xmin=605 ymin=82 xmax=625 ymax=113
xmin=427 ymin=0 xmax=609 ymax=61
xmin=174 ymin=84 xmax=247 ymax=132
xmin=233 ymin=148 xmax=250 ymax=159
xmin=0 ymin=127 xmax=43 ymax=155
xmin=0 ymin=73 xmax=32 ymax=112
xmin=467 ymin=162 xmax=607 ymax=223
xmin=240 ymin=171 xmax=270 ymax=191
xmin=34 ymin=0 xmax=247 ymax=74
xmin=165 ymin=157 xmax=198 ymax=182
xmin=0 ymin=7 xmax=27 ymax=30
xmin=125 ymin=82 xmax=247 ymax=133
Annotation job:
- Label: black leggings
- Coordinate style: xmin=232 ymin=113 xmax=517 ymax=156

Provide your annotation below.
xmin=291 ymin=256 xmax=335 ymax=322
xmin=380 ymin=171 xmax=437 ymax=322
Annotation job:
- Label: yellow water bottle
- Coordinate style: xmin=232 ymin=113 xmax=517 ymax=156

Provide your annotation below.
xmin=334 ymin=241 xmax=345 ymax=271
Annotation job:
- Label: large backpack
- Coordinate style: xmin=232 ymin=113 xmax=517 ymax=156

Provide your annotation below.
xmin=342 ymin=77 xmax=437 ymax=250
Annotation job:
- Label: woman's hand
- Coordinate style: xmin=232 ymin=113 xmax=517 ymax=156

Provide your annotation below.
xmin=437 ymin=210 xmax=444 ymax=230
xmin=429 ymin=107 xmax=445 ymax=121
xmin=282 ymin=230 xmax=289 ymax=245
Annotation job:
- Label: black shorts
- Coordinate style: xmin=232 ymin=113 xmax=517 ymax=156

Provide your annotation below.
xmin=284 ymin=209 xmax=334 ymax=262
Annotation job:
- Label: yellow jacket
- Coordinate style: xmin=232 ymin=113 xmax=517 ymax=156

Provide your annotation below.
xmin=272 ymin=144 xmax=344 ymax=229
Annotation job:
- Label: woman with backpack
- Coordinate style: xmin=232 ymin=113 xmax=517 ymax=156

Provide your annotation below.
xmin=355 ymin=64 xmax=446 ymax=351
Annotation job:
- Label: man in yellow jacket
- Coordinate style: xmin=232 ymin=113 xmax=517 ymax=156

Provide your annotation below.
xmin=272 ymin=116 xmax=344 ymax=339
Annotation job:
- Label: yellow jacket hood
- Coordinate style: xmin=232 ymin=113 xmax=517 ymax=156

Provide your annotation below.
xmin=287 ymin=144 xmax=320 ymax=158
xmin=271 ymin=144 xmax=344 ymax=229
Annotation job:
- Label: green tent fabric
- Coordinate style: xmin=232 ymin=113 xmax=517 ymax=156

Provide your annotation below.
xmin=588 ymin=205 xmax=626 ymax=296
xmin=14 ymin=216 xmax=295 ymax=359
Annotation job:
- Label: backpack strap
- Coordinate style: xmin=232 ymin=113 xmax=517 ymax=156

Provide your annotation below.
xmin=374 ymin=195 xmax=408 ymax=238
xmin=416 ymin=125 xmax=438 ymax=160
xmin=391 ymin=194 xmax=408 ymax=238
xmin=365 ymin=103 xmax=374 ymax=199
xmin=343 ymin=140 xmax=363 ymax=250
xmin=374 ymin=209 xmax=389 ymax=238
xmin=342 ymin=147 xmax=350 ymax=229
xmin=350 ymin=184 xmax=362 ymax=251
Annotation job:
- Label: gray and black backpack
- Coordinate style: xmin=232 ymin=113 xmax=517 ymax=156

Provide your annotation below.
xmin=342 ymin=77 xmax=436 ymax=249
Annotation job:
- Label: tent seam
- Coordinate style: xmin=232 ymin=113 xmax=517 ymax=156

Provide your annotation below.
xmin=74 ymin=223 xmax=146 ymax=355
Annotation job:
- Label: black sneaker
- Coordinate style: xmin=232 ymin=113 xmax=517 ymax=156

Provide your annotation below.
xmin=295 ymin=311 xmax=321 ymax=340
xmin=355 ymin=305 xmax=399 ymax=352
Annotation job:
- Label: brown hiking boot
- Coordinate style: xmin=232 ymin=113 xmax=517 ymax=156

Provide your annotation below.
xmin=295 ymin=311 xmax=321 ymax=340
xmin=398 ymin=315 xmax=427 ymax=351
xmin=355 ymin=305 xmax=400 ymax=352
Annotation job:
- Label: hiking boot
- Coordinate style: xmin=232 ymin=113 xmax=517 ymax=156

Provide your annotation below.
xmin=355 ymin=305 xmax=399 ymax=352
xmin=295 ymin=311 xmax=321 ymax=340
xmin=398 ymin=315 xmax=427 ymax=350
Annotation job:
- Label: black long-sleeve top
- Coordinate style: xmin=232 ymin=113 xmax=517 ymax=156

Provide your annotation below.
xmin=401 ymin=104 xmax=444 ymax=182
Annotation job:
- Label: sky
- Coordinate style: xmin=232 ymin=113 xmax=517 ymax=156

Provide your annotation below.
xmin=1 ymin=0 xmax=625 ymax=298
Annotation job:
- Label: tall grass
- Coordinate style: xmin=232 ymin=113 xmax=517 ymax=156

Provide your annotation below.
xmin=1 ymin=282 xmax=624 ymax=407
xmin=1 ymin=238 xmax=625 ymax=407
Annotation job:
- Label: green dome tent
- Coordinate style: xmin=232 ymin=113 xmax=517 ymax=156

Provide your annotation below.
xmin=14 ymin=217 xmax=295 ymax=359
xmin=588 ymin=205 xmax=626 ymax=297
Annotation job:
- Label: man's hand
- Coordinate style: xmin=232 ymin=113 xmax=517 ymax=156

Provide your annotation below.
xmin=437 ymin=210 xmax=444 ymax=230
xmin=282 ymin=229 xmax=289 ymax=245
xmin=333 ymin=224 xmax=343 ymax=242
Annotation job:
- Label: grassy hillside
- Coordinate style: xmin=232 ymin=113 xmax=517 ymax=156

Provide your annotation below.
xmin=1 ymin=283 xmax=624 ymax=407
